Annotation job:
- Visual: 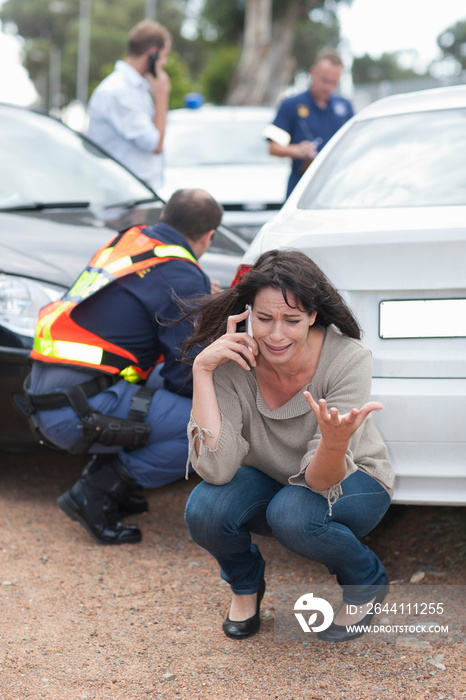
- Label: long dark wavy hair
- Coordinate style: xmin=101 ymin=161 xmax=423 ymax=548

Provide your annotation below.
xmin=182 ymin=249 xmax=361 ymax=361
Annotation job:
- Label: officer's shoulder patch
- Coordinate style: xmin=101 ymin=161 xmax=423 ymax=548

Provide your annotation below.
xmin=333 ymin=100 xmax=349 ymax=117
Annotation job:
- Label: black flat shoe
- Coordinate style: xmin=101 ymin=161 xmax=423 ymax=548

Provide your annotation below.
xmin=318 ymin=576 xmax=389 ymax=642
xmin=222 ymin=579 xmax=266 ymax=639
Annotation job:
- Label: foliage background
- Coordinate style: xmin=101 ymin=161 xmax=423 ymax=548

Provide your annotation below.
xmin=0 ymin=0 xmax=460 ymax=110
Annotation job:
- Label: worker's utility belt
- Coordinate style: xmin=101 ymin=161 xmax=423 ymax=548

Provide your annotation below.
xmin=20 ymin=373 xmax=155 ymax=454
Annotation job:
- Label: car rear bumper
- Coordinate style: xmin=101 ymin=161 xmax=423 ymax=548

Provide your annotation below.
xmin=371 ymin=376 xmax=466 ymax=505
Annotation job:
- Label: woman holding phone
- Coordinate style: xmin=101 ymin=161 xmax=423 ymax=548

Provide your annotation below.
xmin=183 ymin=249 xmax=394 ymax=642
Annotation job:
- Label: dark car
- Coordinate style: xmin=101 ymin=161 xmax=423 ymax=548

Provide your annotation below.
xmin=0 ymin=103 xmax=248 ymax=450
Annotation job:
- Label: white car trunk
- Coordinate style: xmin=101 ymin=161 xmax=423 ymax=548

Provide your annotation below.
xmin=245 ymin=206 xmax=466 ymax=504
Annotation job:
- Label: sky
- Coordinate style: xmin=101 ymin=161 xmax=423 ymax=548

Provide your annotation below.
xmin=0 ymin=27 xmax=38 ymax=105
xmin=337 ymin=0 xmax=466 ymax=71
xmin=1 ymin=0 xmax=466 ymax=106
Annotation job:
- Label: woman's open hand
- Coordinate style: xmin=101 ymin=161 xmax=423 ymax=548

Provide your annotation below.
xmin=194 ymin=309 xmax=258 ymax=374
xmin=303 ymin=391 xmax=383 ymax=450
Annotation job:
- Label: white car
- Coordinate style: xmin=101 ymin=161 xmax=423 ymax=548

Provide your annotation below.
xmin=158 ymin=105 xmax=289 ymax=241
xmin=238 ymin=85 xmax=466 ymax=506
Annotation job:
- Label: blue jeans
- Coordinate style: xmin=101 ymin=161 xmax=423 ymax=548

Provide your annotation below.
xmin=32 ymin=366 xmax=192 ymax=489
xmin=185 ymin=466 xmax=390 ymax=604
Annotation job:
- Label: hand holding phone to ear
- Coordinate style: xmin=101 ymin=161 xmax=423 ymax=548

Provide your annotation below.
xmin=148 ymin=50 xmax=159 ymax=77
xmin=146 ymin=48 xmax=171 ymax=153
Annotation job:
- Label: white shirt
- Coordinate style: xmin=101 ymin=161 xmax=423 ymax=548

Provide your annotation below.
xmin=87 ymin=60 xmax=164 ymax=190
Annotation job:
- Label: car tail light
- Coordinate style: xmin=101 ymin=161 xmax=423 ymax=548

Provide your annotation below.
xmin=230 ymin=264 xmax=252 ymax=287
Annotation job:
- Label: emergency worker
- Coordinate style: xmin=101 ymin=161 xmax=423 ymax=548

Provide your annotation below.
xmin=265 ymin=49 xmax=354 ymax=198
xmin=24 ymin=189 xmax=223 ymax=545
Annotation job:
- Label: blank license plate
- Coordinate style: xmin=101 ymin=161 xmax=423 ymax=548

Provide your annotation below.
xmin=379 ymin=299 xmax=466 ymax=338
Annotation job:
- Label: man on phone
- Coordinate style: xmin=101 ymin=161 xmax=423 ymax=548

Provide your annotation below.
xmin=87 ymin=20 xmax=171 ymax=191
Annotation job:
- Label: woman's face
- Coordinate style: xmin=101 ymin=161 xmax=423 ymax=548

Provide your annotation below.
xmin=251 ymin=287 xmax=317 ymax=364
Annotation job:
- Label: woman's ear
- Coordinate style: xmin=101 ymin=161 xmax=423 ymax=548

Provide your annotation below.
xmin=309 ymin=311 xmax=318 ymax=326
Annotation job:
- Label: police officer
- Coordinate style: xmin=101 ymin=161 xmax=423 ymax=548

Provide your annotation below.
xmin=25 ymin=189 xmax=223 ymax=545
xmin=265 ymin=49 xmax=354 ymax=198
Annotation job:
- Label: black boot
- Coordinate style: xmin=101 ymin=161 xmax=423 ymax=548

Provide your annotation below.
xmin=81 ymin=456 xmax=149 ymax=518
xmin=119 ymin=492 xmax=149 ymax=518
xmin=57 ymin=457 xmax=142 ymax=545
xmin=104 ymin=457 xmax=149 ymax=519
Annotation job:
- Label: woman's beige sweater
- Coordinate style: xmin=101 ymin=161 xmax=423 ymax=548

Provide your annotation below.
xmin=187 ymin=325 xmax=394 ymax=510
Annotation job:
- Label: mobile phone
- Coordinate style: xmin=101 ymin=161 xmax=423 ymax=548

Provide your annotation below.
xmin=244 ymin=304 xmax=254 ymax=357
xmin=245 ymin=304 xmax=253 ymax=339
xmin=148 ymin=49 xmax=159 ymax=77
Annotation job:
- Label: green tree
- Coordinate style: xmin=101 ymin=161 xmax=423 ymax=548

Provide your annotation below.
xmin=199 ymin=46 xmax=241 ymax=104
xmin=200 ymin=0 xmax=351 ymax=106
xmin=438 ymin=20 xmax=466 ymax=71
xmin=352 ymin=52 xmax=426 ymax=85
xmin=165 ymin=51 xmax=194 ymax=108
xmin=292 ymin=10 xmax=341 ymax=73
xmin=0 ymin=0 xmax=193 ymax=108
xmin=200 ymin=0 xmax=245 ymax=44
xmin=1 ymin=0 xmax=353 ymax=110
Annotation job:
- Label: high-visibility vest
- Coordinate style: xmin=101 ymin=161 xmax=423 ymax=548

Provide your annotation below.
xmin=31 ymin=226 xmax=200 ymax=382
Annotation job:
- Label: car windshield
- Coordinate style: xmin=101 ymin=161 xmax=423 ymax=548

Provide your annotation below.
xmin=299 ymin=108 xmax=466 ymax=209
xmin=0 ymin=107 xmax=154 ymax=209
xmin=164 ymin=116 xmax=276 ymax=167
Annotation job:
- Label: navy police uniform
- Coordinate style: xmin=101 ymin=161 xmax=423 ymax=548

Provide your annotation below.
xmin=271 ymin=90 xmax=354 ymax=197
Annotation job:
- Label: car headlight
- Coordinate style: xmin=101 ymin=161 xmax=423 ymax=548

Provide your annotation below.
xmin=0 ymin=274 xmax=64 ymax=338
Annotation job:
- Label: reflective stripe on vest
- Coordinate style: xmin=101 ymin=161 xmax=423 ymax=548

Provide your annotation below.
xmin=33 ymin=338 xmax=104 ymax=365
xmin=31 ymin=227 xmax=200 ymax=380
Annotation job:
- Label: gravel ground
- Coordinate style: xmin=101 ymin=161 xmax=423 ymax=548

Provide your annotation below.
xmin=0 ymin=450 xmax=465 ymax=700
